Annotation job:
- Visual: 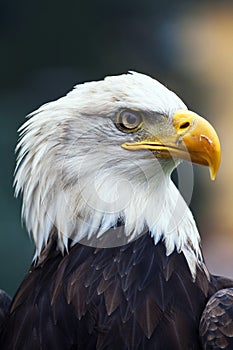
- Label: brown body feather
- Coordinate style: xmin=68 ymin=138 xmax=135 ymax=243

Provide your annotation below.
xmin=1 ymin=234 xmax=233 ymax=350
xmin=200 ymin=287 xmax=233 ymax=349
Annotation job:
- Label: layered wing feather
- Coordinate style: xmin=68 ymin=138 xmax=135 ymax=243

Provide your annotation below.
xmin=200 ymin=287 xmax=233 ymax=349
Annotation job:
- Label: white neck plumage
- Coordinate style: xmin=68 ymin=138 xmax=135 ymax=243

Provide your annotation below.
xmin=15 ymin=138 xmax=203 ymax=279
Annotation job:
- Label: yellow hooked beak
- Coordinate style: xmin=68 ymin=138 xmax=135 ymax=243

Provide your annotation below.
xmin=121 ymin=110 xmax=221 ymax=180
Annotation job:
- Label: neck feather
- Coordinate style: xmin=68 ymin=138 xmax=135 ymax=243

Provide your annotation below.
xmin=15 ymin=151 xmax=203 ymax=278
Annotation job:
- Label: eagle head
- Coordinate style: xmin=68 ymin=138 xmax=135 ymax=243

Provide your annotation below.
xmin=14 ymin=72 xmax=220 ymax=277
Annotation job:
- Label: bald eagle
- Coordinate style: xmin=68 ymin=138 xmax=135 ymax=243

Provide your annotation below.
xmin=1 ymin=72 xmax=233 ymax=349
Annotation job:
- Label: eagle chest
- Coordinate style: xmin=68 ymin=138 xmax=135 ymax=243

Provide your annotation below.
xmin=40 ymin=236 xmax=209 ymax=349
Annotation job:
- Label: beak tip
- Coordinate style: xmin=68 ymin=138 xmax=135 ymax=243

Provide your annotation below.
xmin=210 ymin=171 xmax=216 ymax=181
xmin=209 ymin=155 xmax=221 ymax=181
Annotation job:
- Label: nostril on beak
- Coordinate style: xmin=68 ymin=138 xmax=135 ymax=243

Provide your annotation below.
xmin=179 ymin=121 xmax=190 ymax=130
xmin=173 ymin=110 xmax=195 ymax=135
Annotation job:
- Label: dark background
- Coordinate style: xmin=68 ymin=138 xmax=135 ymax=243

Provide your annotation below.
xmin=1 ymin=0 xmax=233 ymax=296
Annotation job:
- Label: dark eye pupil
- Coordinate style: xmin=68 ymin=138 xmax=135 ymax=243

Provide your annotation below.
xmin=121 ymin=111 xmax=141 ymax=129
xmin=126 ymin=113 xmax=137 ymax=125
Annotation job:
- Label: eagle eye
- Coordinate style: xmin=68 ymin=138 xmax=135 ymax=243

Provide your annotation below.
xmin=116 ymin=109 xmax=144 ymax=133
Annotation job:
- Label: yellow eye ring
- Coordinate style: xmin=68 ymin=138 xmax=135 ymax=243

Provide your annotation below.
xmin=116 ymin=109 xmax=144 ymax=133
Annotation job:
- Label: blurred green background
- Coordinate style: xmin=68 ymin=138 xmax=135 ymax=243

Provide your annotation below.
xmin=1 ymin=0 xmax=233 ymax=296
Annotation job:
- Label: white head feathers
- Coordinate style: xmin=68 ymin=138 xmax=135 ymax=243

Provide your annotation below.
xmin=14 ymin=72 xmax=203 ymax=277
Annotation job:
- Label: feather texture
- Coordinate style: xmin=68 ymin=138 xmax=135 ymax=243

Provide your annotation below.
xmin=200 ymin=288 xmax=233 ymax=349
xmin=2 ymin=235 xmax=232 ymax=350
